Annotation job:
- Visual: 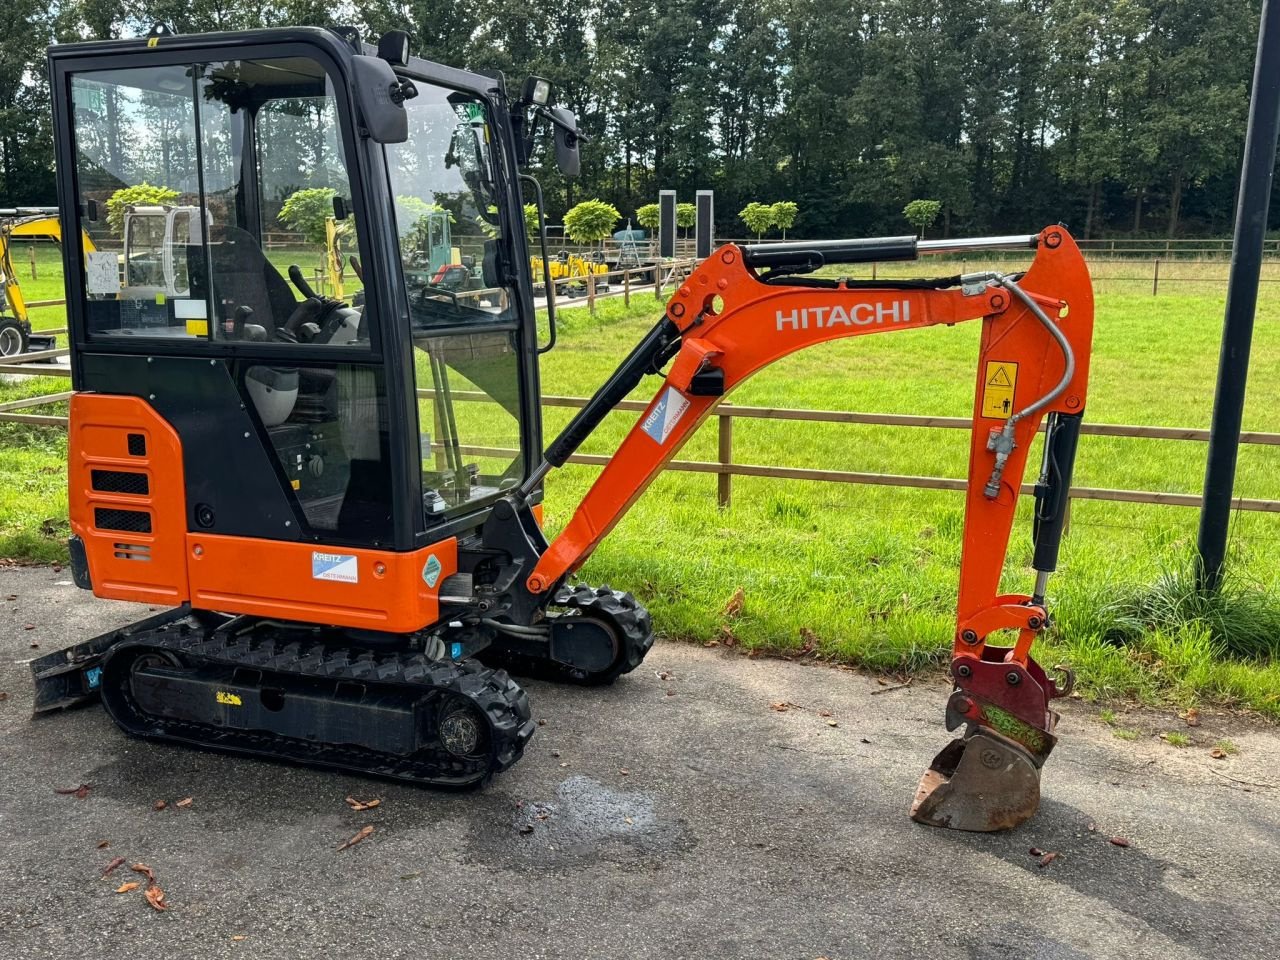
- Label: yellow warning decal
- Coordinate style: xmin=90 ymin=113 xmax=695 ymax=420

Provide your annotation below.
xmin=981 ymin=361 xmax=1018 ymax=419
xmin=185 ymin=319 xmax=208 ymax=336
xmin=290 ymin=478 xmax=301 ymax=490
xmin=147 ymin=37 xmax=160 ymax=48
xmin=216 ymin=691 xmax=242 ymax=706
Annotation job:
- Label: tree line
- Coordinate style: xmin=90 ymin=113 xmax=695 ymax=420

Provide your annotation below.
xmin=1 ymin=1 xmax=1267 ymax=240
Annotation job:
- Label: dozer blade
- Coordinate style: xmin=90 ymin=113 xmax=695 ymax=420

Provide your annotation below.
xmin=909 ymin=729 xmax=1042 ymax=832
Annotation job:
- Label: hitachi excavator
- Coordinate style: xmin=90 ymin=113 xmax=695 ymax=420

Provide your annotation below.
xmin=30 ymin=24 xmax=1092 ymax=832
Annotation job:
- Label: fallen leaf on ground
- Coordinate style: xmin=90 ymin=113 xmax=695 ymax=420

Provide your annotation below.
xmin=1185 ymin=707 xmax=1201 ymax=727
xmin=818 ymin=709 xmax=832 ymax=718
xmin=826 ymin=719 xmax=839 ymax=727
xmin=770 ymin=701 xmax=796 ymax=713
xmin=722 ymin=587 xmax=745 ymax=619
xmin=537 ymin=719 xmax=547 ymax=726
xmin=97 ymin=840 xmax=110 ymax=849
xmin=153 ymin=800 xmax=167 ymax=811
xmin=718 ymin=626 xmax=738 ymax=647
xmin=0 ymin=692 xmax=8 ymax=701
xmin=623 ymin=817 xmax=633 ymax=825
xmin=1210 ymin=748 xmax=1228 ymax=759
xmin=337 ymin=825 xmax=374 ymax=851
xmin=666 ymin=689 xmax=676 ymax=696
xmin=399 ymin=873 xmax=421 ymax=880
xmin=656 ymin=670 xmax=673 ymax=681
xmin=344 ymin=796 xmax=381 ymax=812
xmin=559 ymin=762 xmax=569 ymax=768
xmin=702 ymin=639 xmax=720 ymax=648
xmin=798 ymin=628 xmax=819 ymax=655
xmin=876 ymin=677 xmax=888 ymax=686
xmin=24 ymin=624 xmax=34 ymax=631
xmin=144 ymin=885 xmax=168 ymax=911
xmin=115 ymin=882 xmax=140 ymax=894
xmin=860 ymin=737 xmax=871 ymax=744
xmin=1029 ymin=847 xmax=1044 ymax=857
xmin=1038 ymin=852 xmax=1059 ymax=867
xmin=619 ymin=768 xmax=630 ymax=776
xmin=131 ymin=863 xmax=157 ymax=884
xmin=231 ymin=936 xmax=247 ymax=941
xmin=101 ymin=857 xmax=126 ymax=878
xmin=54 ymin=783 xmax=91 ymax=799
xmin=1109 ymin=837 xmax=1130 ymax=848
xmin=175 ymin=797 xmax=193 ymax=808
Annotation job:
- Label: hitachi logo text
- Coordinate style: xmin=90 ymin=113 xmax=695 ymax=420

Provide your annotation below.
xmin=775 ymin=301 xmax=911 ymax=332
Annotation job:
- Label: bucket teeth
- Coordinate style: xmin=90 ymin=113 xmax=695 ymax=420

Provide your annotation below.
xmin=910 ymin=729 xmax=1042 ymax=832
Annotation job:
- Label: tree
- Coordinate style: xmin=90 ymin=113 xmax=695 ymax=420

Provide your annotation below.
xmin=106 ymin=183 xmax=179 ymax=235
xmin=563 ymin=198 xmax=620 ymax=245
xmin=770 ymin=201 xmax=798 ymax=239
xmin=635 ymin=203 xmax=660 ymax=231
xmin=279 ymin=187 xmax=338 ymax=245
xmin=676 ymin=201 xmax=696 ymax=236
xmin=902 ymin=199 xmax=942 ymax=238
xmin=738 ymin=201 xmax=775 ymax=240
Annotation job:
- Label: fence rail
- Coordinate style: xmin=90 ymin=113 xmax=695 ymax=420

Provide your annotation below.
xmin=4 ymin=373 xmax=1277 ymax=511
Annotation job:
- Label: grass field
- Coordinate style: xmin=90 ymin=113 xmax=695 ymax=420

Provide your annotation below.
xmin=4 ymin=240 xmax=1280 ymax=716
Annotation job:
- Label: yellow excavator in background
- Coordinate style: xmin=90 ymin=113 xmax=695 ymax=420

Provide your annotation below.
xmin=0 ymin=210 xmax=97 ymax=356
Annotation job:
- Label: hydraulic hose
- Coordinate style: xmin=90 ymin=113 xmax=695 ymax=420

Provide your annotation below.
xmin=978 ymin=273 xmax=1076 ymax=498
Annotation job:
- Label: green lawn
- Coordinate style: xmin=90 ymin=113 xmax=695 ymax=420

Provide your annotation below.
xmin=4 ymin=241 xmax=1280 ymax=716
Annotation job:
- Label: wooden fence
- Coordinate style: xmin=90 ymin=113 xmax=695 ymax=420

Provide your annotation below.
xmin=4 ymin=253 xmax=1280 ymax=514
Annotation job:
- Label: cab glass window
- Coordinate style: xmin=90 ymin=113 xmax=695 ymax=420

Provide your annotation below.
xmin=69 ymin=57 xmax=366 ymax=347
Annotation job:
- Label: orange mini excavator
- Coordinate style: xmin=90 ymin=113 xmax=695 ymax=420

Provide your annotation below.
xmin=31 ymin=24 xmax=1092 ymax=831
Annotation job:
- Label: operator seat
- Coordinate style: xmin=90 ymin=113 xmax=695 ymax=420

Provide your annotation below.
xmin=189 ymin=225 xmax=299 ymax=339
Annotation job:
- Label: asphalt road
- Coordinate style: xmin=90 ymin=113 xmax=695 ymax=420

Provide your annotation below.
xmin=1 ymin=565 xmax=1277 ymax=960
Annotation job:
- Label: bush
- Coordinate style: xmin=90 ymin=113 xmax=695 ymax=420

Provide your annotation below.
xmin=106 ymin=183 xmax=179 ymax=235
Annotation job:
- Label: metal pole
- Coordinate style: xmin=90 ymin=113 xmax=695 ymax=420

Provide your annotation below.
xmin=1197 ymin=0 xmax=1280 ymax=590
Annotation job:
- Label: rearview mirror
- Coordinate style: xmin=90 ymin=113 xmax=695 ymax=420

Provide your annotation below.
xmin=350 ymin=55 xmax=408 ymax=144
xmin=547 ymin=106 xmax=580 ymax=178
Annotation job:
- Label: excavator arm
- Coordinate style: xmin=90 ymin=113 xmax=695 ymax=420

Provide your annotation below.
xmin=521 ymin=225 xmax=1094 ymax=831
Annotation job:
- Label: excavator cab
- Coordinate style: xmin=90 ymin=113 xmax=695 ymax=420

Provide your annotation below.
xmin=52 ymin=27 xmax=544 ymax=569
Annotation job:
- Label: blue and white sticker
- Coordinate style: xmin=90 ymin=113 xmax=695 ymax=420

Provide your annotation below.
xmin=641 ymin=387 xmax=691 ymax=445
xmin=85 ymin=666 xmax=102 ymax=691
xmin=312 ymin=551 xmax=358 ymax=583
xmin=422 ymin=553 xmax=442 ymax=587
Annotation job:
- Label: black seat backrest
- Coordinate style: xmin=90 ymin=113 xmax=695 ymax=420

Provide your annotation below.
xmin=188 ymin=226 xmax=298 ymax=337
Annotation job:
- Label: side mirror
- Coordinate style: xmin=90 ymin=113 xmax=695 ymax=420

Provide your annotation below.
xmin=350 ymin=55 xmax=408 ymax=144
xmin=547 ymin=107 xmax=580 ymax=178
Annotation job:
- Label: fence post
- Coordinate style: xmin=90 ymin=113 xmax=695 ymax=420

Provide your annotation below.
xmin=28 ymin=244 xmax=37 ymax=280
xmin=1152 ymin=258 xmax=1161 ymax=296
xmin=717 ymin=411 xmax=733 ymax=508
xmin=623 ymin=268 xmax=631 ymax=307
xmin=588 ymin=273 xmax=597 ymax=314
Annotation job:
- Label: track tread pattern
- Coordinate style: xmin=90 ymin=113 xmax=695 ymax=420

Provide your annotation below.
xmin=100 ymin=623 xmax=534 ymax=789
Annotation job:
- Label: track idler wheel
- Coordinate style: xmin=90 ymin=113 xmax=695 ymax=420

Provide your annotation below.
xmin=909 ymin=728 xmax=1043 ymax=832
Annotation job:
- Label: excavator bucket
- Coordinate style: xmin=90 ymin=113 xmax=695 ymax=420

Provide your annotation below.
xmin=909 ymin=728 xmax=1043 ymax=832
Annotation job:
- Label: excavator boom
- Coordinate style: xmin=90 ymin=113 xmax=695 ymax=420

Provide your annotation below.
xmin=523 ymin=225 xmax=1094 ymax=831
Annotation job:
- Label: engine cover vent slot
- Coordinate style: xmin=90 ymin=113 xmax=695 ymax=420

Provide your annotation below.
xmin=112 ymin=542 xmax=152 ymax=561
xmin=95 ymin=508 xmax=152 ymax=534
xmin=127 ymin=433 xmax=147 ymax=456
xmin=92 ymin=469 xmax=149 ymax=495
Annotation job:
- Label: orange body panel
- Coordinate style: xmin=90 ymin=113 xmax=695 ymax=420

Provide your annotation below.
xmin=186 ymin=534 xmax=457 ymax=633
xmin=69 ymin=394 xmax=457 ymax=632
xmin=69 ymin=394 xmax=189 ymax=606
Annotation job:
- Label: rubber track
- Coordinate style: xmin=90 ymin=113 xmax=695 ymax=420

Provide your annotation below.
xmin=483 ymin=584 xmax=656 ymax=685
xmin=99 ymin=624 xmax=535 ymax=788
